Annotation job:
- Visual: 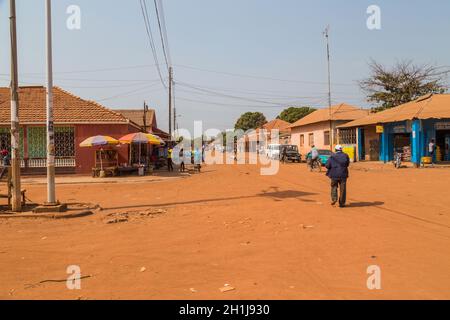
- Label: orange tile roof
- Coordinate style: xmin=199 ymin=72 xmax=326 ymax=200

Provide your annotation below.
xmin=262 ymin=119 xmax=291 ymax=133
xmin=339 ymin=94 xmax=450 ymax=128
xmin=0 ymin=86 xmax=131 ymax=125
xmin=290 ymin=103 xmax=369 ymax=128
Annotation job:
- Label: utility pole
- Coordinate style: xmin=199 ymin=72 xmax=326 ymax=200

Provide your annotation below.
xmin=9 ymin=0 xmax=22 ymax=212
xmin=143 ymin=101 xmax=148 ymax=132
xmin=168 ymin=66 xmax=173 ymax=140
xmin=173 ymin=87 xmax=176 ymax=133
xmin=46 ymin=0 xmax=56 ymax=205
xmin=323 ymin=26 xmax=333 ymax=151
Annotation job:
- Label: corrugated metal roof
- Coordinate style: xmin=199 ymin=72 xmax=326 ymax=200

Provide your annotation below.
xmin=114 ymin=109 xmax=156 ymax=129
xmin=290 ymin=103 xmax=369 ymax=128
xmin=339 ymin=94 xmax=450 ymax=128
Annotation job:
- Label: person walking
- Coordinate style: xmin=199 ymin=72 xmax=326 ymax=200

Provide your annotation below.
xmin=429 ymin=139 xmax=436 ymax=166
xmin=0 ymin=149 xmax=10 ymax=179
xmin=281 ymin=146 xmax=287 ymax=164
xmin=179 ymin=148 xmax=185 ymax=172
xmin=325 ymin=145 xmax=350 ymax=208
xmin=167 ymin=146 xmax=174 ymax=172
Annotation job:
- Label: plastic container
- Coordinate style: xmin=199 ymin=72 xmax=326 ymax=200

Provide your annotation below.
xmin=421 ymin=157 xmax=432 ymax=164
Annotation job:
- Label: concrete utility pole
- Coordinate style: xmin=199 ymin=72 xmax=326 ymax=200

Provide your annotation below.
xmin=168 ymin=66 xmax=173 ymax=140
xmin=143 ymin=101 xmax=148 ymax=132
xmin=9 ymin=0 xmax=22 ymax=212
xmin=323 ymin=26 xmax=333 ymax=151
xmin=173 ymin=82 xmax=177 ymax=137
xmin=46 ymin=0 xmax=56 ymax=205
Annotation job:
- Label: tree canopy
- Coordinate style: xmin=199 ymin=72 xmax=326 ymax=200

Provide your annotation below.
xmin=360 ymin=60 xmax=448 ymax=113
xmin=234 ymin=112 xmax=267 ymax=131
xmin=277 ymin=106 xmax=316 ymax=123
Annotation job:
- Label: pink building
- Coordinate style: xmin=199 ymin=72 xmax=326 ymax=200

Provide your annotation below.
xmin=290 ymin=104 xmax=369 ymax=156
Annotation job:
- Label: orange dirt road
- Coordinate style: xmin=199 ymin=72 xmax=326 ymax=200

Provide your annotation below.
xmin=1 ymin=163 xmax=449 ymax=300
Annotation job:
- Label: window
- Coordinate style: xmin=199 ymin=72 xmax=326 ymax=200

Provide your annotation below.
xmin=0 ymin=127 xmax=24 ymax=157
xmin=324 ymin=131 xmax=330 ymax=146
xmin=300 ymin=134 xmax=305 ymax=147
xmin=27 ymin=127 xmax=47 ymax=158
xmin=308 ymin=133 xmax=314 ymax=146
xmin=339 ymin=128 xmax=357 ymax=145
xmin=55 ymin=127 xmax=75 ymax=157
xmin=28 ymin=126 xmax=75 ymax=158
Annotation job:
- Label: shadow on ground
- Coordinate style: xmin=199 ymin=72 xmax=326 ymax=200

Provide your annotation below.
xmin=104 ymin=189 xmax=317 ymax=211
xmin=347 ymin=201 xmax=384 ymax=208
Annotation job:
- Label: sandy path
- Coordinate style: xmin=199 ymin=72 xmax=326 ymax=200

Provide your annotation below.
xmin=0 ymin=163 xmax=449 ymax=300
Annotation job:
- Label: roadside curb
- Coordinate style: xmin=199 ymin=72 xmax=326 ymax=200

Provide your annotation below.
xmin=20 ymin=175 xmax=190 ymax=186
xmin=0 ymin=210 xmax=94 ymax=220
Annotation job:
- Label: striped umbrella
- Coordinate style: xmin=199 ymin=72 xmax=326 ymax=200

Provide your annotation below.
xmin=79 ymin=135 xmax=119 ymax=147
xmin=119 ymin=132 xmax=165 ymax=166
xmin=119 ymin=132 xmax=165 ymax=146
xmin=79 ymin=136 xmax=119 ymax=172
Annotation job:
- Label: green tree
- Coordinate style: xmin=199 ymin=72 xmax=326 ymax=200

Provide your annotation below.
xmin=360 ymin=60 xmax=448 ymax=113
xmin=234 ymin=112 xmax=267 ymax=131
xmin=277 ymin=106 xmax=316 ymax=123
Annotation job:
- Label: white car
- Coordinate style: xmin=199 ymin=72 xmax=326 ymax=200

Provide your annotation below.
xmin=266 ymin=144 xmax=282 ymax=160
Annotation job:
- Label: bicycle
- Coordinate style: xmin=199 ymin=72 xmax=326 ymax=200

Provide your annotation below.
xmin=309 ymin=158 xmax=322 ymax=172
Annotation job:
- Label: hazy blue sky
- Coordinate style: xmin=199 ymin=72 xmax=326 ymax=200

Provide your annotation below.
xmin=1 ymin=0 xmax=449 ymax=132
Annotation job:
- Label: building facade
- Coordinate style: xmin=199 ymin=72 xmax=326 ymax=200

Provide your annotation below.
xmin=290 ymin=104 xmax=369 ymax=156
xmin=0 ymin=86 xmax=142 ymax=174
xmin=339 ymin=94 xmax=450 ymax=165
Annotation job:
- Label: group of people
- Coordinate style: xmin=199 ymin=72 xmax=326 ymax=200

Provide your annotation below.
xmin=166 ymin=146 xmax=203 ymax=173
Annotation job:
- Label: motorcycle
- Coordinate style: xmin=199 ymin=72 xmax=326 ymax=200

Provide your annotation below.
xmin=394 ymin=152 xmax=402 ymax=169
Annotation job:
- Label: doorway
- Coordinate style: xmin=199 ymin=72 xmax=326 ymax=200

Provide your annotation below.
xmin=393 ymin=133 xmax=411 ymax=162
xmin=436 ymin=130 xmax=450 ymax=162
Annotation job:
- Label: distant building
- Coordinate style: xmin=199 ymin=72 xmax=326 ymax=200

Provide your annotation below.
xmin=339 ymin=94 xmax=450 ymax=165
xmin=290 ymin=104 xmax=369 ymax=156
xmin=114 ymin=109 xmax=170 ymax=141
xmin=244 ymin=119 xmax=292 ymax=152
xmin=261 ymin=119 xmax=292 ymax=145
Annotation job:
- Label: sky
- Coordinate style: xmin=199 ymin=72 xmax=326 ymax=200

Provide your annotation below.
xmin=0 ymin=0 xmax=449 ymax=133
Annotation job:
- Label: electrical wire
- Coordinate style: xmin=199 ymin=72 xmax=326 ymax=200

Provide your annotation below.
xmin=139 ymin=0 xmax=167 ymax=89
xmin=175 ymin=64 xmax=357 ymax=86
xmin=153 ymin=0 xmax=172 ymax=70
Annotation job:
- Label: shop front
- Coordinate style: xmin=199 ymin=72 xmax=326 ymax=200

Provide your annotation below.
xmin=378 ymin=119 xmax=450 ymax=165
xmin=421 ymin=119 xmax=450 ymax=163
xmin=379 ymin=121 xmax=413 ymax=163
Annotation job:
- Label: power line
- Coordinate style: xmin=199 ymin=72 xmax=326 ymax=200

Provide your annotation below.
xmin=139 ymin=0 xmax=167 ymax=89
xmin=96 ymin=83 xmax=162 ymax=102
xmin=175 ymin=79 xmax=336 ymax=100
xmin=153 ymin=0 xmax=172 ymax=70
xmin=175 ymin=64 xmax=357 ymax=86
xmin=175 ymin=81 xmax=330 ymax=106
xmin=0 ymin=73 xmax=163 ymax=83
xmin=0 ymin=64 xmax=162 ymax=76
xmin=176 ymin=96 xmax=330 ymax=109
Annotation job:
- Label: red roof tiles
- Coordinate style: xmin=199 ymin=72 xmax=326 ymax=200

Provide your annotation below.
xmin=0 ymin=86 xmax=130 ymax=124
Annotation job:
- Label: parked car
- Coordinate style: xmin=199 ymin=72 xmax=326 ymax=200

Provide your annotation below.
xmin=306 ymin=149 xmax=333 ymax=165
xmin=280 ymin=145 xmax=302 ymax=163
xmin=266 ymin=144 xmax=282 ymax=159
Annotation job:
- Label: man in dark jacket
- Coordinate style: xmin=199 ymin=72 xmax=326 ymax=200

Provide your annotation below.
xmin=325 ymin=145 xmax=350 ymax=208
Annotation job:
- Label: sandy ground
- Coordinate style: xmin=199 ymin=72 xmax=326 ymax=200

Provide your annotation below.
xmin=0 ymin=161 xmax=449 ymax=300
